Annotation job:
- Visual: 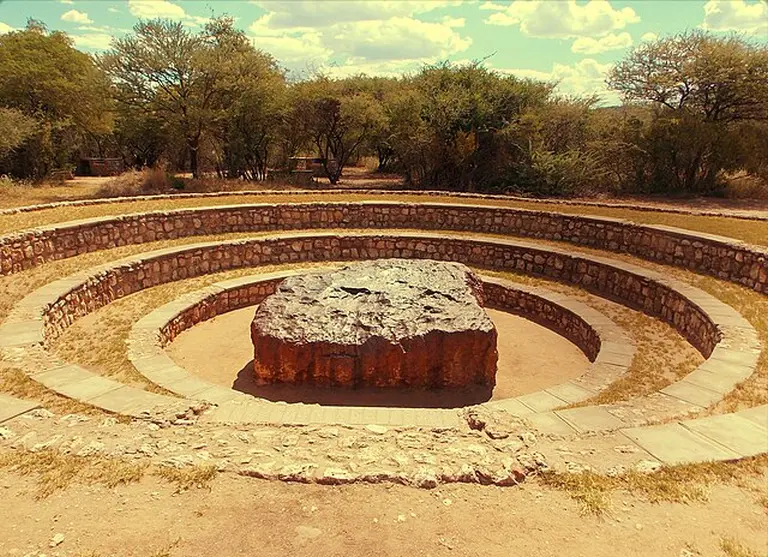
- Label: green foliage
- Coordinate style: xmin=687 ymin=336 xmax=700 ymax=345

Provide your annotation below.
xmin=101 ymin=17 xmax=271 ymax=178
xmin=290 ymin=77 xmax=386 ymax=184
xmin=0 ymin=108 xmax=37 ymax=158
xmin=0 ymin=19 xmax=765 ymax=197
xmin=607 ymin=31 xmax=768 ymax=193
xmin=0 ymin=23 xmax=113 ymax=179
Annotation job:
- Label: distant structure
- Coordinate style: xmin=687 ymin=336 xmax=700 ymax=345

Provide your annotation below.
xmin=269 ymin=156 xmax=338 ymax=186
xmin=77 ymin=157 xmax=124 ymax=177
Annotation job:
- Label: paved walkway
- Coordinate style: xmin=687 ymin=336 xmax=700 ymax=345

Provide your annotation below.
xmin=0 ymin=393 xmax=38 ymax=424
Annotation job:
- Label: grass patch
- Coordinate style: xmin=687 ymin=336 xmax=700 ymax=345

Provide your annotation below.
xmin=94 ymin=168 xmax=172 ymax=198
xmin=0 ymin=220 xmax=763 ymax=412
xmin=156 ymin=464 xmax=218 ymax=492
xmin=0 ymin=449 xmax=148 ymax=498
xmin=720 ymin=536 xmax=765 ymax=557
xmin=0 ymin=365 xmax=100 ymax=415
xmin=0 ymin=448 xmax=219 ymax=498
xmin=540 ymin=455 xmax=768 ymax=516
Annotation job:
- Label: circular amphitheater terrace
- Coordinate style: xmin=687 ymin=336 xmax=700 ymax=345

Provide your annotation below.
xmin=0 ymin=191 xmax=766 ymax=492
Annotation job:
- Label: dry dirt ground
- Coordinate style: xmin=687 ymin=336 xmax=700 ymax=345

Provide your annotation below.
xmin=167 ymin=307 xmax=590 ymax=406
xmin=1 ymin=468 xmax=765 ymax=557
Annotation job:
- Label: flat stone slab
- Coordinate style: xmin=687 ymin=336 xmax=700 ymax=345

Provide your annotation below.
xmin=736 ymin=405 xmax=768 ymax=429
xmin=622 ymin=423 xmax=740 ymax=465
xmin=526 ymin=412 xmax=577 ymax=436
xmin=555 ymin=406 xmax=627 ymax=433
xmin=516 ymin=391 xmax=567 ymax=413
xmin=661 ymin=380 xmax=723 ymax=408
xmin=0 ymin=394 xmax=39 ymax=423
xmin=55 ymin=375 xmax=124 ymax=402
xmin=682 ymin=413 xmax=768 ymax=457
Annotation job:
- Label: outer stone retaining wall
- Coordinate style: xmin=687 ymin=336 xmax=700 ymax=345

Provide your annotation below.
xmin=1 ymin=202 xmax=765 ymax=293
xmin=38 ymin=232 xmax=720 ymax=358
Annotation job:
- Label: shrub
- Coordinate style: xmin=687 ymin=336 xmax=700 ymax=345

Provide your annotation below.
xmin=94 ymin=167 xmax=171 ymax=198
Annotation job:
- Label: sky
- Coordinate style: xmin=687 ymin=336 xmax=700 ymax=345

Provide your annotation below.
xmin=0 ymin=0 xmax=766 ymax=104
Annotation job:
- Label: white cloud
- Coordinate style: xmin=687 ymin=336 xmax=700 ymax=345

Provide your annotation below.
xmin=108 ymin=7 xmax=121 ymax=13
xmin=479 ymin=2 xmax=508 ymax=10
xmin=251 ymin=1 xmax=458 ymax=28
xmin=485 ymin=0 xmax=640 ymax=38
xmin=58 ymin=0 xmax=74 ymax=4
xmin=127 ymin=0 xmax=186 ymax=19
xmin=442 ymin=16 xmax=466 ymax=28
xmin=71 ymin=33 xmax=113 ymax=50
xmin=496 ymin=58 xmax=619 ymax=103
xmin=0 ymin=21 xmax=15 ymax=34
xmin=640 ymin=31 xmax=658 ymax=42
xmin=248 ymin=3 xmax=471 ymax=72
xmin=702 ymin=0 xmax=768 ymax=34
xmin=77 ymin=25 xmax=114 ymax=32
xmin=571 ymin=31 xmax=632 ymax=54
xmin=126 ymin=1 xmax=210 ymax=27
xmin=61 ymin=9 xmax=93 ymax=24
xmin=251 ymin=31 xmax=332 ymax=63
xmin=327 ymin=17 xmax=471 ymax=62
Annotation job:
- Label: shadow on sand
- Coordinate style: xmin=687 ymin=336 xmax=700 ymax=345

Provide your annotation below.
xmin=231 ymin=359 xmax=493 ymax=409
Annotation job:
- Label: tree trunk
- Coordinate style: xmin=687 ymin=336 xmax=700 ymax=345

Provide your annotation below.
xmin=188 ymin=139 xmax=199 ymax=179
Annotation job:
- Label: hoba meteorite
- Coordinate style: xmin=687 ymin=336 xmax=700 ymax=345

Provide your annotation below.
xmin=250 ymin=259 xmax=498 ymax=388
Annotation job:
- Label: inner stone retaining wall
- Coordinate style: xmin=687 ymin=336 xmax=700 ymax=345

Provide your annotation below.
xmin=39 ymin=232 xmax=719 ymax=358
xmin=156 ymin=275 xmax=602 ymax=363
xmin=1 ymin=202 xmax=765 ymax=293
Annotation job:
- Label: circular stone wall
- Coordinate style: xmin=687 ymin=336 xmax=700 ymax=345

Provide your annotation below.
xmin=250 ymin=259 xmax=499 ymax=389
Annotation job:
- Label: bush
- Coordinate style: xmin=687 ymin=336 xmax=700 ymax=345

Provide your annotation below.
xmin=94 ymin=167 xmax=171 ymax=198
xmin=722 ymin=173 xmax=768 ymax=200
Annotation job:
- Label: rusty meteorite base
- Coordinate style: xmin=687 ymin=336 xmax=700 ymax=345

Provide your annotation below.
xmin=250 ymin=259 xmax=499 ymax=389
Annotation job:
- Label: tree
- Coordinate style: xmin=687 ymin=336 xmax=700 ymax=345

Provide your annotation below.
xmin=292 ymin=79 xmax=385 ymax=185
xmin=205 ymin=20 xmax=286 ymax=180
xmin=102 ymin=18 xmax=251 ymax=178
xmin=0 ymin=108 xmax=36 ymax=159
xmin=388 ymin=62 xmax=552 ymax=192
xmin=0 ymin=22 xmax=113 ymax=178
xmin=607 ymin=31 xmax=768 ymax=192
xmin=609 ymin=31 xmax=768 ymax=123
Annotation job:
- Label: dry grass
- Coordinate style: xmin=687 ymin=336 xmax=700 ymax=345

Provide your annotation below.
xmin=0 ymin=449 xmax=148 ymax=498
xmin=0 ymin=364 xmax=101 ymax=415
xmin=0 ymin=229 xmax=286 ymax=319
xmin=94 ymin=168 xmax=172 ymax=198
xmin=724 ymin=172 xmax=768 ymax=200
xmin=0 ymin=218 xmax=762 ymax=411
xmin=491 ymin=236 xmax=768 ymax=413
xmin=720 ymin=536 xmax=765 ymax=557
xmin=682 ymin=274 xmax=768 ymax=413
xmin=0 ymin=448 xmax=219 ymax=499
xmin=540 ymin=455 xmax=768 ymax=517
xmin=156 ymin=464 xmax=218 ymax=492
xmin=0 ymin=176 xmax=105 ymax=209
xmin=48 ymin=258 xmax=695 ymax=405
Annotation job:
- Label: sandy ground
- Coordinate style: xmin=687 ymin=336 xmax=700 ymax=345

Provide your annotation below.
xmin=167 ymin=307 xmax=590 ymax=408
xmin=1 ymin=469 xmax=766 ymax=557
